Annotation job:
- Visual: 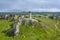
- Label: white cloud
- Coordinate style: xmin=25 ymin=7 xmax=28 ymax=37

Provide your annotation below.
xmin=0 ymin=0 xmax=60 ymax=12
xmin=28 ymin=8 xmax=60 ymax=12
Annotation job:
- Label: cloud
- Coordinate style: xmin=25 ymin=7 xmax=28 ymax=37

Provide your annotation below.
xmin=0 ymin=0 xmax=60 ymax=12
xmin=26 ymin=8 xmax=60 ymax=12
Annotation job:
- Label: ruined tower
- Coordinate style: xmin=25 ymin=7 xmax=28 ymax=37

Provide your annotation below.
xmin=29 ymin=11 xmax=32 ymax=19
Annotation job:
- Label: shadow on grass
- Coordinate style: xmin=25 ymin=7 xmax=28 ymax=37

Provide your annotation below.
xmin=2 ymin=24 xmax=15 ymax=37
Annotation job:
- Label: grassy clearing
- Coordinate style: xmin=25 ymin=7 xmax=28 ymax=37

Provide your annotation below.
xmin=0 ymin=17 xmax=60 ymax=40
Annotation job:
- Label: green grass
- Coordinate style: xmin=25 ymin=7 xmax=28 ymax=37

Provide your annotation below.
xmin=0 ymin=17 xmax=60 ymax=40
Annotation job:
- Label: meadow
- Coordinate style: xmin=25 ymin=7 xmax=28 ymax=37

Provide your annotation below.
xmin=0 ymin=14 xmax=60 ymax=40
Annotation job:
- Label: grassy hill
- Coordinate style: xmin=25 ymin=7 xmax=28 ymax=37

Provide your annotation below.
xmin=0 ymin=16 xmax=60 ymax=40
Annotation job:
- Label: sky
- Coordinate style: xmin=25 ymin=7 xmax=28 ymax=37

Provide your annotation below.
xmin=0 ymin=0 xmax=60 ymax=12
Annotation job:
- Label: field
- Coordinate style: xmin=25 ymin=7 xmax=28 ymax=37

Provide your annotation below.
xmin=0 ymin=15 xmax=60 ymax=40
